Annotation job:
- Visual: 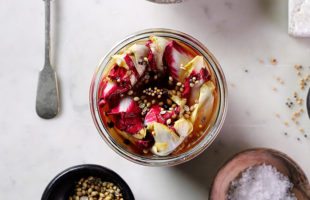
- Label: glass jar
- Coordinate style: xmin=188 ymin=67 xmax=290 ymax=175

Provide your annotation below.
xmin=90 ymin=28 xmax=228 ymax=166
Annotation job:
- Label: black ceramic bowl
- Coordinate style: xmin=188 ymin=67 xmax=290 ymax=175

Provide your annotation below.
xmin=41 ymin=164 xmax=134 ymax=200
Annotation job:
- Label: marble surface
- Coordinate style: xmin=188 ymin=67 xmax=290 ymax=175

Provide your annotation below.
xmin=1 ymin=0 xmax=310 ymax=199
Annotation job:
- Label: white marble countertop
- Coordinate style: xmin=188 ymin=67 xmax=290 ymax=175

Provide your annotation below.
xmin=1 ymin=0 xmax=310 ymax=199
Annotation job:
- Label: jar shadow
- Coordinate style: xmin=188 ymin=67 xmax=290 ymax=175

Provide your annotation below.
xmin=170 ymin=112 xmax=251 ymax=196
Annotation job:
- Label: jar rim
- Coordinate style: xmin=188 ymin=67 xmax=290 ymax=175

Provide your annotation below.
xmin=89 ymin=28 xmax=228 ymax=166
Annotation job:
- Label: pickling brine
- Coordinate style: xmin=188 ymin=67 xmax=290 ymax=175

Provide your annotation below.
xmin=97 ymin=36 xmax=219 ymax=157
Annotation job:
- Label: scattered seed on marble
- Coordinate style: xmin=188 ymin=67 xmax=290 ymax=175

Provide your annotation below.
xmin=275 ymin=113 xmax=280 ymax=117
xmin=284 ymin=122 xmax=288 ymax=126
xmin=285 ymin=100 xmax=293 ymax=108
xmin=270 ymin=58 xmax=277 ymax=65
xmin=293 ymin=64 xmax=301 ymax=70
xmin=299 ymin=127 xmax=303 ymax=132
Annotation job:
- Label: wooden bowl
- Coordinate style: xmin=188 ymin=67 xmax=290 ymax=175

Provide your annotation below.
xmin=210 ymin=148 xmax=310 ymax=200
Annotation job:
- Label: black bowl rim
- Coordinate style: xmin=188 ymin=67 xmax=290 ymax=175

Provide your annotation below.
xmin=41 ymin=164 xmax=135 ymax=200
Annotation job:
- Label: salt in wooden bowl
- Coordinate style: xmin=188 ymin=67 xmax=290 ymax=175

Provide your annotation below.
xmin=210 ymin=148 xmax=310 ymax=200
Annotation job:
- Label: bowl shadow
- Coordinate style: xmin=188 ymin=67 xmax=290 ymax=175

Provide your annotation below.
xmin=172 ymin=114 xmax=252 ymax=196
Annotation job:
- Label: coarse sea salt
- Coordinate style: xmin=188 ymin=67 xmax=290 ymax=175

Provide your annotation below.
xmin=227 ymin=164 xmax=297 ymax=200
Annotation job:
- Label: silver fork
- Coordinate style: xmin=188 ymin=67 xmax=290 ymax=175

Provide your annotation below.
xmin=35 ymin=0 xmax=59 ymax=119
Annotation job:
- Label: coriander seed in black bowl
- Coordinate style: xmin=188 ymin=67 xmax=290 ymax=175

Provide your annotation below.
xmin=41 ymin=164 xmax=134 ymax=200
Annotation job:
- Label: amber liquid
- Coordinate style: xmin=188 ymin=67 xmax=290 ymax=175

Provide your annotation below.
xmin=98 ymin=38 xmax=219 ymax=157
